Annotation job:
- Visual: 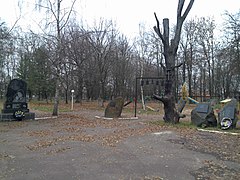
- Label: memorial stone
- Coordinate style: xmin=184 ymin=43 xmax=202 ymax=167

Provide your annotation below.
xmin=218 ymin=99 xmax=238 ymax=129
xmin=104 ymin=97 xmax=124 ymax=118
xmin=191 ymin=103 xmax=217 ymax=127
xmin=0 ymin=79 xmax=35 ymax=121
xmin=2 ymin=79 xmax=28 ymax=113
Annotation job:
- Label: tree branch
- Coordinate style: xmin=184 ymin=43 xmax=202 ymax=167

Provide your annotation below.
xmin=177 ymin=0 xmax=185 ymax=17
xmin=47 ymin=0 xmax=58 ymax=24
xmin=182 ymin=0 xmax=195 ymax=21
xmin=153 ymin=12 xmax=165 ymax=44
xmin=5 ymin=16 xmax=21 ymax=37
xmin=152 ymin=94 xmax=168 ymax=103
xmin=174 ymin=0 xmax=194 ymax=50
xmin=152 ymin=94 xmax=164 ymax=101
xmin=172 ymin=62 xmax=183 ymax=69
xmin=60 ymin=0 xmax=77 ymax=30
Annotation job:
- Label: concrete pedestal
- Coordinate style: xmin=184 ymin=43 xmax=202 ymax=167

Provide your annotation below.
xmin=0 ymin=112 xmax=35 ymax=121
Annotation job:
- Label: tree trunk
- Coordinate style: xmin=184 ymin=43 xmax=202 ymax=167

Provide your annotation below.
xmin=153 ymin=93 xmax=180 ymax=124
xmin=36 ymin=0 xmax=77 ymax=116
xmin=65 ymin=89 xmax=68 ymax=104
xmin=52 ymin=0 xmax=61 ymax=116
xmin=153 ymin=0 xmax=195 ymax=123
xmin=203 ymin=61 xmax=206 ymax=101
xmin=140 ymin=61 xmax=146 ymax=110
xmin=163 ymin=96 xmax=179 ymax=123
xmin=75 ymin=74 xmax=83 ymax=103
xmin=164 ymin=54 xmax=179 ymax=123
xmin=52 ymin=78 xmax=60 ymax=116
xmin=188 ymin=45 xmax=193 ymax=97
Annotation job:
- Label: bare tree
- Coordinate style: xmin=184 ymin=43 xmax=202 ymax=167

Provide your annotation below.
xmin=223 ymin=11 xmax=240 ymax=75
xmin=137 ymin=24 xmax=149 ymax=110
xmin=36 ymin=0 xmax=76 ymax=116
xmin=180 ymin=19 xmax=198 ymax=97
xmin=195 ymin=17 xmax=215 ymax=98
xmin=153 ymin=0 xmax=195 ymax=123
xmin=86 ymin=20 xmax=117 ymax=105
xmin=111 ymin=34 xmax=133 ymax=98
xmin=216 ymin=10 xmax=240 ymax=98
xmin=64 ymin=24 xmax=92 ymax=103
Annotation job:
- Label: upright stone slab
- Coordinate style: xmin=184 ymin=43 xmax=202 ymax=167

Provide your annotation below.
xmin=0 ymin=79 xmax=35 ymax=121
xmin=2 ymin=79 xmax=28 ymax=113
xmin=104 ymin=97 xmax=124 ymax=118
xmin=218 ymin=99 xmax=238 ymax=129
xmin=191 ymin=103 xmax=217 ymax=127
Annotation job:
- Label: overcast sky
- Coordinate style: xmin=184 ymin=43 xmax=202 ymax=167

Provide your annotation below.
xmin=0 ymin=0 xmax=239 ymax=38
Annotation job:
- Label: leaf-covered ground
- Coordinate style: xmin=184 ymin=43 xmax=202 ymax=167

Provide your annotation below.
xmin=1 ymin=101 xmax=240 ymax=179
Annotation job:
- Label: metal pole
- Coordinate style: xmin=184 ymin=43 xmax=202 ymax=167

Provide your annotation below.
xmin=134 ymin=76 xmax=165 ymax=117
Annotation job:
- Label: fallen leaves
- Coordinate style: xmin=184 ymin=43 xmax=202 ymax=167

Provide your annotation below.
xmin=66 ymin=134 xmax=95 ymax=142
xmin=179 ymin=130 xmax=240 ymax=163
xmin=45 ymin=146 xmax=71 ymax=155
xmin=98 ymin=124 xmax=167 ymax=147
xmin=0 ymin=153 xmax=15 ymax=160
xmin=190 ymin=160 xmax=240 ymax=180
xmin=26 ymin=130 xmax=53 ymax=137
xmin=25 ymin=133 xmax=96 ymax=151
xmin=22 ymin=111 xmax=240 ymax=168
xmin=3 ymin=102 xmax=240 ymax=179
xmin=26 ymin=139 xmax=58 ymax=151
xmin=0 ymin=121 xmax=27 ymax=132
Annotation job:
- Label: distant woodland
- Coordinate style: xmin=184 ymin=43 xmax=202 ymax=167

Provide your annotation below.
xmin=0 ymin=3 xmax=239 ymax=103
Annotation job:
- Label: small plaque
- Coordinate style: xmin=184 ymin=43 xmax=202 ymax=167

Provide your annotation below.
xmin=221 ymin=106 xmax=235 ymax=120
xmin=12 ymin=104 xmax=21 ymax=109
xmin=195 ymin=103 xmax=209 ymax=113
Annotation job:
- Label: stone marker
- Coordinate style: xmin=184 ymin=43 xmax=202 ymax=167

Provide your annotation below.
xmin=104 ymin=97 xmax=124 ymax=118
xmin=218 ymin=98 xmax=238 ymax=129
xmin=191 ymin=103 xmax=217 ymax=127
xmin=0 ymin=79 xmax=35 ymax=121
xmin=2 ymin=79 xmax=28 ymax=113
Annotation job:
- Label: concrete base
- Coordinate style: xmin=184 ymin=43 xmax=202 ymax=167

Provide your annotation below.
xmin=95 ymin=116 xmax=139 ymax=120
xmin=0 ymin=112 xmax=35 ymax=121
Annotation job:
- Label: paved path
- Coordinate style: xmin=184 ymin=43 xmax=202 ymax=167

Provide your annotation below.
xmin=0 ymin=110 xmax=239 ymax=180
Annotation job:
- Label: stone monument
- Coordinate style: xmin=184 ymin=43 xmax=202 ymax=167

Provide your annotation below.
xmin=191 ymin=103 xmax=217 ymax=127
xmin=218 ymin=99 xmax=238 ymax=129
xmin=104 ymin=97 xmax=124 ymax=118
xmin=0 ymin=79 xmax=35 ymax=121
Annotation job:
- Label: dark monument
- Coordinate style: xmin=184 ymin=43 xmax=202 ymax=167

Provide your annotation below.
xmin=104 ymin=97 xmax=124 ymax=118
xmin=218 ymin=99 xmax=238 ymax=129
xmin=0 ymin=79 xmax=35 ymax=121
xmin=191 ymin=103 xmax=217 ymax=127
